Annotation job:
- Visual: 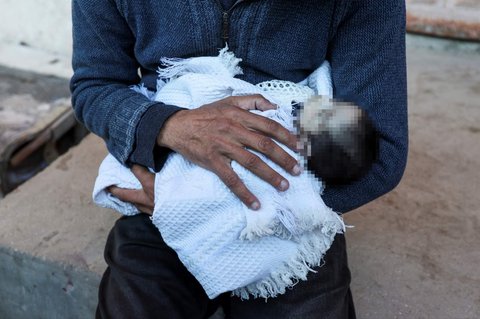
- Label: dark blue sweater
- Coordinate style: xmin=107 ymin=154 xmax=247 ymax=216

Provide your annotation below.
xmin=70 ymin=0 xmax=408 ymax=213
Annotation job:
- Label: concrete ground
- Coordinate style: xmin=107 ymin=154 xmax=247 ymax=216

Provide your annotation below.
xmin=0 ymin=34 xmax=479 ymax=318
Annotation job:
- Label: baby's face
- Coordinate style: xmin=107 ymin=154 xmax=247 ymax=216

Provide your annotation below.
xmin=295 ymin=96 xmax=363 ymax=159
xmin=298 ymin=96 xmax=362 ymax=135
xmin=295 ymin=96 xmax=378 ymax=184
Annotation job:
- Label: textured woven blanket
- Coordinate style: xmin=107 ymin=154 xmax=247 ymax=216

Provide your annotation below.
xmin=93 ymin=48 xmax=345 ymax=299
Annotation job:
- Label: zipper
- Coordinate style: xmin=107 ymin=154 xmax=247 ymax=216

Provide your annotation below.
xmin=215 ymin=0 xmax=245 ymax=45
xmin=222 ymin=11 xmax=229 ymax=42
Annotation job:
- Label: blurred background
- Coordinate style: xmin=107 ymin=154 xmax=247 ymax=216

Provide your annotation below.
xmin=0 ymin=0 xmax=479 ymax=318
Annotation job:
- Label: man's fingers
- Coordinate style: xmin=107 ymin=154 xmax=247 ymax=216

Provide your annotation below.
xmin=231 ymin=126 xmax=301 ymax=176
xmin=131 ymin=164 xmax=152 ymax=184
xmin=213 ymin=161 xmax=260 ymax=210
xmin=227 ymin=146 xmax=290 ymax=191
xmin=228 ymin=94 xmax=276 ymax=111
xmin=108 ymin=187 xmax=153 ymax=208
xmin=131 ymin=164 xmax=155 ymax=199
xmin=240 ymin=112 xmax=297 ymax=151
xmin=108 ymin=186 xmax=154 ymax=215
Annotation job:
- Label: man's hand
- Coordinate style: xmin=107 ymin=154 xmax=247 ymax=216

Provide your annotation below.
xmin=157 ymin=95 xmax=301 ymax=210
xmin=108 ymin=165 xmax=155 ymax=215
xmin=109 ymin=95 xmax=301 ymax=212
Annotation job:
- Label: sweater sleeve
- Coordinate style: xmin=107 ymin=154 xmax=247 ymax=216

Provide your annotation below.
xmin=322 ymin=0 xmax=409 ymax=213
xmin=70 ymin=0 xmax=183 ymax=169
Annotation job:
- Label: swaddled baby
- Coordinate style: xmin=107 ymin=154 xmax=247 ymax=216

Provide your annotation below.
xmin=93 ymin=48 xmax=378 ymax=299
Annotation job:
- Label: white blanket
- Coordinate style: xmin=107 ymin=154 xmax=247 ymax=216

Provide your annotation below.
xmin=93 ymin=48 xmax=344 ymax=299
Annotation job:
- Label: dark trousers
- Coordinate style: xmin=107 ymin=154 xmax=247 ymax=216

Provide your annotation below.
xmin=96 ymin=214 xmax=356 ymax=319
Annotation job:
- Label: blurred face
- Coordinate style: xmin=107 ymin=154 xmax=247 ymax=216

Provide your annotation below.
xmin=298 ymin=96 xmax=362 ymax=134
xmin=295 ymin=96 xmax=363 ymax=158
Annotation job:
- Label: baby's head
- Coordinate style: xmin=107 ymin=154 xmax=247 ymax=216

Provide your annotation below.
xmin=295 ymin=96 xmax=379 ymax=186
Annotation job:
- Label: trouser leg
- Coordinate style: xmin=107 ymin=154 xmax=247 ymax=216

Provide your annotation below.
xmin=96 ymin=213 xmax=220 ymax=319
xmin=223 ymin=234 xmax=356 ymax=319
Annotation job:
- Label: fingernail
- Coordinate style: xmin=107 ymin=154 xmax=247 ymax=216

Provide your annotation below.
xmin=292 ymin=164 xmax=302 ymax=175
xmin=279 ymin=180 xmax=289 ymax=191
xmin=250 ymin=201 xmax=261 ymax=210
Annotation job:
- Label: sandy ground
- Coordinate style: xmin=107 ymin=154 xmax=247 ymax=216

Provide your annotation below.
xmin=343 ymin=41 xmax=480 ymax=318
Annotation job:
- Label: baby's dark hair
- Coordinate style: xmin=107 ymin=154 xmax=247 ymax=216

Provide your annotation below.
xmin=296 ymin=98 xmax=379 ymax=186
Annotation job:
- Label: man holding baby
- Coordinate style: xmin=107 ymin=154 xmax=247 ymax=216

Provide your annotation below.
xmin=71 ymin=0 xmax=408 ymax=318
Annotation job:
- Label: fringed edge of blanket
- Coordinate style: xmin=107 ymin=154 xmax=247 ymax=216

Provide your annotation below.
xmin=158 ymin=46 xmax=243 ymax=80
xmin=232 ymin=213 xmax=345 ymax=300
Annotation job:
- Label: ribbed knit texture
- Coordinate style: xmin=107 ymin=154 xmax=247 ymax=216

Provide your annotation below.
xmin=71 ymin=0 xmax=408 ymax=213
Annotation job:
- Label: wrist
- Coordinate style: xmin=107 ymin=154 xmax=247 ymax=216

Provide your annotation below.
xmin=156 ymin=110 xmax=187 ymax=149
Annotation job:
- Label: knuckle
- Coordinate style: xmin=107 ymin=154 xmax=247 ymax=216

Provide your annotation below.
xmin=223 ymin=96 xmax=234 ymax=103
xmin=224 ymin=103 xmax=237 ymax=113
xmin=253 ymin=94 xmax=265 ymax=100
xmin=204 ymin=152 xmax=216 ymax=163
xmin=222 ymin=102 xmax=233 ymax=111
xmin=266 ymin=119 xmax=280 ymax=133
xmin=201 ymin=152 xmax=220 ymax=169
xmin=258 ymin=137 xmax=274 ymax=152
xmin=244 ymin=153 xmax=259 ymax=169
xmin=200 ymin=104 xmax=215 ymax=115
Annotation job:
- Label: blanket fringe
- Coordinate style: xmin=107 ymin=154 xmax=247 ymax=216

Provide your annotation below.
xmin=157 ymin=46 xmax=243 ymax=80
xmin=240 ymin=195 xmax=344 ymax=242
xmin=130 ymin=83 xmax=154 ymax=99
xmin=232 ymin=218 xmax=344 ymax=300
